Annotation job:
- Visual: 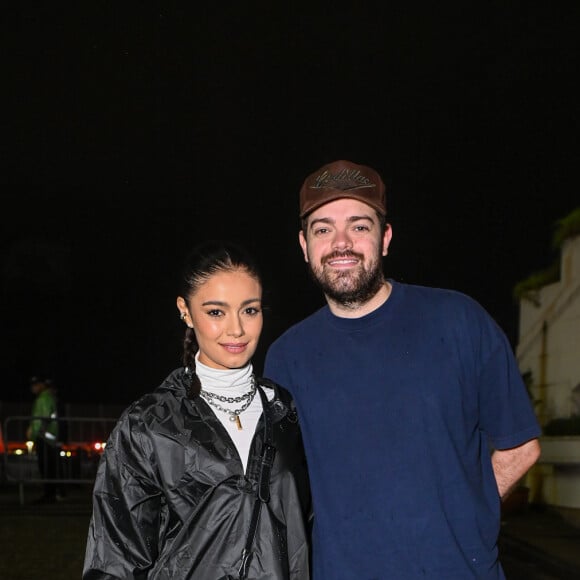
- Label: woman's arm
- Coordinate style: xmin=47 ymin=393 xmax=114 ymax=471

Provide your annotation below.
xmin=83 ymin=415 xmax=162 ymax=579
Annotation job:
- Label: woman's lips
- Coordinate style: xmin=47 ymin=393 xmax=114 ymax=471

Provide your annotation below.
xmin=220 ymin=343 xmax=248 ymax=354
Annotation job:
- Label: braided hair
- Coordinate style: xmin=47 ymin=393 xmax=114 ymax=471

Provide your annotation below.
xmin=177 ymin=240 xmax=262 ymax=398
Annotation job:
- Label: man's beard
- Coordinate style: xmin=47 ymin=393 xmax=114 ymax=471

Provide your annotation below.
xmin=308 ymin=250 xmax=385 ymax=309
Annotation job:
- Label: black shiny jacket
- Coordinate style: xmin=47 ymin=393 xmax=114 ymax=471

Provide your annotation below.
xmin=83 ymin=369 xmax=312 ymax=579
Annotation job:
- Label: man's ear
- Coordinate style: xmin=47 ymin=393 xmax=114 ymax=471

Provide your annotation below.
xmin=298 ymin=230 xmax=309 ymax=263
xmin=382 ymin=224 xmax=393 ymax=256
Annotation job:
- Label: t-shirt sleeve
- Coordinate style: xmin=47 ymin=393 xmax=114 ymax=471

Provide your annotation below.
xmin=478 ymin=331 xmax=541 ymax=450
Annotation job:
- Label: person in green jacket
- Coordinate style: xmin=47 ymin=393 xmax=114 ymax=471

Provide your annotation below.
xmin=26 ymin=376 xmax=60 ymax=503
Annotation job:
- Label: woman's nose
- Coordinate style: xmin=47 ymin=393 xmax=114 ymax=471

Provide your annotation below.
xmin=226 ymin=316 xmax=244 ymax=337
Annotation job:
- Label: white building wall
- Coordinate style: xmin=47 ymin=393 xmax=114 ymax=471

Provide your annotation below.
xmin=562 ymin=235 xmax=580 ymax=282
xmin=517 ymin=235 xmax=580 ymax=424
xmin=516 ymin=234 xmax=580 ymax=510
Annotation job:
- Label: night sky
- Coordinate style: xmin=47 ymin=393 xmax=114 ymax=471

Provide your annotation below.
xmin=1 ymin=5 xmax=579 ymax=405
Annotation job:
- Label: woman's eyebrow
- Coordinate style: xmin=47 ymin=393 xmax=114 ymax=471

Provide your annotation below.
xmin=201 ymin=298 xmax=261 ymax=307
xmin=201 ymin=300 xmax=228 ymax=307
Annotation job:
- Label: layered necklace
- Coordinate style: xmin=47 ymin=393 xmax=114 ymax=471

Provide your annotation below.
xmin=199 ymin=375 xmax=257 ymax=430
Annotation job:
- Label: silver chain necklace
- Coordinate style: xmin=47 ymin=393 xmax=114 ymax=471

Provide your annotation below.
xmin=199 ymin=376 xmax=257 ymax=430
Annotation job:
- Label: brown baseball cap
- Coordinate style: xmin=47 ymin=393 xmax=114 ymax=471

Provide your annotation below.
xmin=299 ymin=159 xmax=386 ymax=218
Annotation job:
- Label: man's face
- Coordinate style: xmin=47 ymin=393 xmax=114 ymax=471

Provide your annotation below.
xmin=299 ymin=198 xmax=392 ymax=307
xmin=31 ymin=380 xmax=45 ymax=395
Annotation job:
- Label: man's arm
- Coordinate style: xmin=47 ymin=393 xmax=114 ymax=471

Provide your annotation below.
xmin=491 ymin=438 xmax=541 ymax=499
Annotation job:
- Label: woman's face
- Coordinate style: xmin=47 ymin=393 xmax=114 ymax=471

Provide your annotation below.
xmin=179 ymin=269 xmax=263 ymax=370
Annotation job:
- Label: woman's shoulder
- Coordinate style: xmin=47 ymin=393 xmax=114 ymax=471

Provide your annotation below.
xmin=257 ymin=376 xmax=295 ymax=407
xmin=120 ymin=369 xmax=188 ymax=422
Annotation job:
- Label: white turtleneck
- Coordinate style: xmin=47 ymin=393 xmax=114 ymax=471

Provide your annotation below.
xmin=195 ymin=354 xmax=272 ymax=472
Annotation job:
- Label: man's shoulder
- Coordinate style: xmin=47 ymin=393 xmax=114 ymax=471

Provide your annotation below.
xmin=397 ymin=282 xmax=504 ymax=346
xmin=38 ymin=389 xmax=57 ymax=404
xmin=271 ymin=306 xmax=328 ymax=344
xmin=397 ymin=281 xmax=487 ymax=313
xmin=398 ymin=280 xmax=467 ymax=300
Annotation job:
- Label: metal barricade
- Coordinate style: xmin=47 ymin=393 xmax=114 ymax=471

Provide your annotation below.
xmin=1 ymin=415 xmax=118 ymax=504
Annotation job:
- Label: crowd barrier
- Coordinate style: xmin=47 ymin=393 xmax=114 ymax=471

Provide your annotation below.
xmin=1 ymin=415 xmax=118 ymax=504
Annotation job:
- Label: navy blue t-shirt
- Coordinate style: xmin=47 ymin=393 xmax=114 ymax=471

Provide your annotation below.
xmin=264 ymin=281 xmax=540 ymax=579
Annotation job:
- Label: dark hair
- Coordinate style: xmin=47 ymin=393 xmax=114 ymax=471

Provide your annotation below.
xmin=178 ymin=240 xmax=263 ymax=398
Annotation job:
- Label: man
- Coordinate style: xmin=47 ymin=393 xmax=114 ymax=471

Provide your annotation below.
xmin=26 ymin=376 xmax=60 ymax=503
xmin=264 ymin=159 xmax=541 ymax=579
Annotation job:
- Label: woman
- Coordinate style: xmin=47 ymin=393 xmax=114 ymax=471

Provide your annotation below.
xmin=83 ymin=241 xmax=311 ymax=579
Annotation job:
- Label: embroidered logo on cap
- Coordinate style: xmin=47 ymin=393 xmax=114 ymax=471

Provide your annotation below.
xmin=310 ymin=169 xmax=376 ymax=191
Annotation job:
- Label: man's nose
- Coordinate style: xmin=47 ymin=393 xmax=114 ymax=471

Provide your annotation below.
xmin=332 ymin=229 xmax=353 ymax=250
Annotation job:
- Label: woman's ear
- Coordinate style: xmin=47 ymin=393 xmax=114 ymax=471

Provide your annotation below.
xmin=176 ymin=296 xmax=193 ymax=328
xmin=176 ymin=296 xmax=187 ymax=315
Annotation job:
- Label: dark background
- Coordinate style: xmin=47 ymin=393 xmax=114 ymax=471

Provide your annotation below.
xmin=1 ymin=4 xmax=578 ymax=405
